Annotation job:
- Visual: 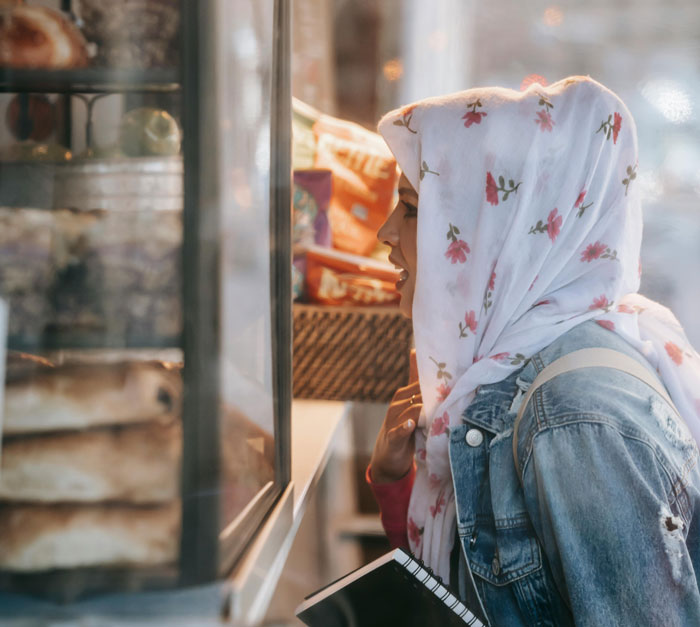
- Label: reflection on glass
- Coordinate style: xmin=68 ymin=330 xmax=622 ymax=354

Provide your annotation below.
xmin=215 ymin=0 xmax=278 ymax=542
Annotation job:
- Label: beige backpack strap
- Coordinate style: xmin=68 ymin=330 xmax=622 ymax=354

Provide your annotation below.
xmin=512 ymin=347 xmax=677 ymax=483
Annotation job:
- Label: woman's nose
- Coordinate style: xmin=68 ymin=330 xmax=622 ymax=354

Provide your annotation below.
xmin=377 ymin=207 xmax=399 ymax=246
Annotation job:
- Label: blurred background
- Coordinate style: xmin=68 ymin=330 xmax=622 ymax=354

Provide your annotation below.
xmin=266 ymin=1 xmax=700 ymax=623
xmin=293 ymin=0 xmax=700 ymax=345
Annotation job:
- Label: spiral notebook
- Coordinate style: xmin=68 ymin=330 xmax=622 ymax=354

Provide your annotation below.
xmin=295 ymin=547 xmax=486 ymax=626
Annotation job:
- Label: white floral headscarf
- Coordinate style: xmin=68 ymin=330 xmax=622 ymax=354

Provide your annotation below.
xmin=378 ymin=76 xmax=700 ymax=581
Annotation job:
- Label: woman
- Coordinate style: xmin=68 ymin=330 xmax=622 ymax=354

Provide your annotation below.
xmin=367 ymin=76 xmax=700 ymax=625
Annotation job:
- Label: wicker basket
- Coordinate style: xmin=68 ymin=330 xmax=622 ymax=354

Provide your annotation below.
xmin=292 ymin=304 xmax=413 ymax=402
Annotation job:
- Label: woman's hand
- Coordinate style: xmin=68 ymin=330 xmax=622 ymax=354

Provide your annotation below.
xmin=369 ymin=351 xmax=422 ymax=484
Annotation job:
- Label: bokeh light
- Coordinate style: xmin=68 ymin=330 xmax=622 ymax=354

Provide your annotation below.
xmin=520 ymin=74 xmax=548 ymax=91
xmin=640 ymin=79 xmax=693 ymax=124
xmin=383 ymin=58 xmax=404 ymax=82
xmin=543 ymin=6 xmax=564 ymax=27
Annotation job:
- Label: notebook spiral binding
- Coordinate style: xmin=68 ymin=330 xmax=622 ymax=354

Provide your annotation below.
xmin=406 ymin=552 xmax=484 ymax=626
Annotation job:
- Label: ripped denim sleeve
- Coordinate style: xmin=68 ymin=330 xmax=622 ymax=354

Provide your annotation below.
xmin=520 ymin=420 xmax=700 ymax=627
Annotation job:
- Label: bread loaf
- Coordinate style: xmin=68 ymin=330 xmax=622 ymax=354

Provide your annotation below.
xmin=4 ymin=361 xmax=182 ymax=435
xmin=0 ymin=502 xmax=180 ymax=571
xmin=0 ymin=6 xmax=89 ymax=69
xmin=0 ymin=420 xmax=181 ymax=503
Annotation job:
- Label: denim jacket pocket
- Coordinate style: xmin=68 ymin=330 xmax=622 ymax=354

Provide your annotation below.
xmin=466 ymin=519 xmax=542 ymax=586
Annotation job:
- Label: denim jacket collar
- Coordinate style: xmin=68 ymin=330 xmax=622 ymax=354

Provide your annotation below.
xmin=462 ymin=367 xmax=528 ymax=436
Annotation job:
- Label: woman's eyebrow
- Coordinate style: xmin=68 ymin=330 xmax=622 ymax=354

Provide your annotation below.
xmin=398 ymin=186 xmax=418 ymax=198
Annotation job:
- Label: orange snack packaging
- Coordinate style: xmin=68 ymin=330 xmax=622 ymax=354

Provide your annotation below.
xmin=305 ymin=246 xmax=400 ymax=307
xmin=312 ymin=115 xmax=398 ymax=256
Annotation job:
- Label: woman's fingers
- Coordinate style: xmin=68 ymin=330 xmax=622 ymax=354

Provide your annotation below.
xmin=391 ymin=380 xmax=422 ymax=405
xmin=387 ymin=404 xmax=422 ymax=438
xmin=387 ymin=415 xmax=417 ymax=443
xmin=391 ymin=381 xmax=422 ymax=405
xmin=409 ymin=349 xmax=418 ymax=383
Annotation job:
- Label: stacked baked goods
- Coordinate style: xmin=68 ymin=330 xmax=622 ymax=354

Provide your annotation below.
xmin=0 ymin=353 xmax=183 ymax=571
xmin=0 ymin=206 xmax=182 ymax=347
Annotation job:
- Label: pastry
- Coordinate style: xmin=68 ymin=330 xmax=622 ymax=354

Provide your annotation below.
xmin=0 ymin=420 xmax=181 ymax=503
xmin=0 ymin=207 xmax=182 ymax=345
xmin=0 ymin=501 xmax=180 ymax=571
xmin=0 ymin=6 xmax=89 ymax=69
xmin=3 ymin=360 xmax=182 ymax=435
xmin=75 ymin=0 xmax=179 ymax=69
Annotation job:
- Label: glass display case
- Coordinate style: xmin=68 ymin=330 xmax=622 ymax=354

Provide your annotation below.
xmin=0 ymin=0 xmax=290 ymax=604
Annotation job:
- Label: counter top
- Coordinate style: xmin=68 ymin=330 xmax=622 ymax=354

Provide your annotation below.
xmin=228 ymin=399 xmax=349 ymax=623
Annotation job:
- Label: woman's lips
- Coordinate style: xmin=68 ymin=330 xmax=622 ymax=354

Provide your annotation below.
xmin=396 ymin=268 xmax=409 ymax=289
xmin=390 ymin=257 xmax=409 ymax=289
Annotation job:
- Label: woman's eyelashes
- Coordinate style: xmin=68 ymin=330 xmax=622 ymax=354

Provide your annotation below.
xmin=402 ymin=199 xmax=418 ymax=217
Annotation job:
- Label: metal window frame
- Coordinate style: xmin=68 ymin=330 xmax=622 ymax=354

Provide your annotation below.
xmin=179 ymin=0 xmax=291 ymax=586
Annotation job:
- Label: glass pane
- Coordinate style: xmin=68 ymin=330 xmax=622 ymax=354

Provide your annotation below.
xmin=0 ymin=0 xmax=183 ymax=597
xmin=214 ymin=0 xmax=278 ymax=560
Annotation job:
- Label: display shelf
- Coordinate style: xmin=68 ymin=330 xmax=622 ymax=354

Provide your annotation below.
xmin=0 ymin=68 xmax=181 ymax=94
xmin=7 ymin=333 xmax=182 ymax=352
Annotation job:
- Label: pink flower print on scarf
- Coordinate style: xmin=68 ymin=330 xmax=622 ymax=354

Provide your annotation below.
xmin=534 ymin=93 xmax=555 ymax=132
xmin=596 ymin=112 xmax=623 ymax=144
xmin=444 ymin=223 xmax=470 ymax=263
xmin=589 ymin=294 xmax=613 ymax=312
xmin=436 ymin=383 xmax=452 ymax=402
xmin=408 ymin=517 xmax=423 ymax=547
xmin=528 ymin=208 xmax=562 ymax=242
xmin=581 ymin=241 xmax=618 ymax=263
xmin=459 ymin=310 xmax=478 ymax=338
xmin=430 ymin=492 xmax=446 ymax=518
xmin=490 ymin=352 xmax=527 ymax=366
xmin=486 ymin=172 xmax=522 ymax=205
xmin=416 ymin=448 xmax=427 ymax=462
xmin=462 ymin=99 xmax=487 ymax=128
xmin=547 ymin=209 xmax=563 ymax=241
xmin=574 ymin=189 xmax=593 ymax=218
xmin=490 ymin=352 xmax=509 ymax=362
xmin=596 ymin=319 xmax=615 ymax=331
xmin=535 ymin=110 xmax=554 ymax=132
xmin=617 ymin=303 xmax=635 ymax=314
xmin=613 ymin=112 xmax=622 ymax=142
xmin=430 ymin=411 xmax=450 ymax=437
xmin=393 ymin=105 xmax=417 ymax=134
xmin=666 ymin=341 xmax=684 ymax=365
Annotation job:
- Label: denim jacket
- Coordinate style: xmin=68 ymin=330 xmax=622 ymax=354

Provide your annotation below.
xmin=449 ymin=320 xmax=700 ymax=626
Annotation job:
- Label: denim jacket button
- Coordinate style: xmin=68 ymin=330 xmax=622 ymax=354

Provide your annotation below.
xmin=491 ymin=556 xmax=501 ymax=576
xmin=465 ymin=428 xmax=484 ymax=447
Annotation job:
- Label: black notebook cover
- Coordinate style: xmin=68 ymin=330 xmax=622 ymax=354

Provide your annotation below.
xmin=295 ymin=548 xmax=485 ymax=626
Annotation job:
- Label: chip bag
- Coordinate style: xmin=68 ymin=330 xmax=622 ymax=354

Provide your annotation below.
xmin=313 ymin=115 xmax=398 ymax=256
xmin=305 ymin=246 xmax=400 ymax=306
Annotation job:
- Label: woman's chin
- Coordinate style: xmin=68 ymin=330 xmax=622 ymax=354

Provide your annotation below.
xmin=398 ymin=292 xmax=413 ymax=319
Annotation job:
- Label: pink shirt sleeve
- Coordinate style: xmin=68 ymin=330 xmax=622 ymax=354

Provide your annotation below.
xmin=365 ymin=462 xmax=416 ymax=550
